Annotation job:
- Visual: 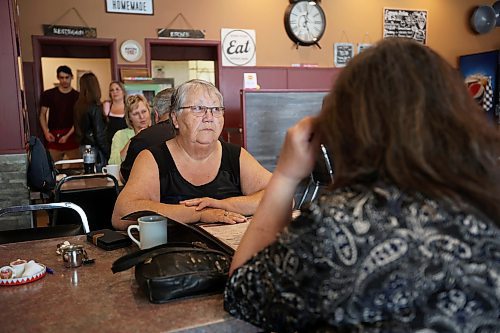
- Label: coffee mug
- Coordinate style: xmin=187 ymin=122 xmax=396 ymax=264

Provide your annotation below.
xmin=10 ymin=259 xmax=27 ymax=277
xmin=102 ymin=164 xmax=120 ymax=182
xmin=127 ymin=215 xmax=168 ymax=250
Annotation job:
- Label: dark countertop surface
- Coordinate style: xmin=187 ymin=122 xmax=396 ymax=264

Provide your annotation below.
xmin=0 ymin=234 xmax=258 ymax=332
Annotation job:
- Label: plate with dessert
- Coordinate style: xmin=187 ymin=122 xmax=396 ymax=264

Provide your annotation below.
xmin=0 ymin=259 xmax=46 ymax=286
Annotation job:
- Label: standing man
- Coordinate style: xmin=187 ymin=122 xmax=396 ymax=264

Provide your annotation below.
xmin=39 ymin=65 xmax=80 ymax=162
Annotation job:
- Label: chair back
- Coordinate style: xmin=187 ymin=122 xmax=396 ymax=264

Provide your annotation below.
xmin=296 ymin=144 xmax=334 ymax=209
xmin=0 ymin=202 xmax=89 ymax=244
xmin=53 ymin=174 xmax=120 ymax=231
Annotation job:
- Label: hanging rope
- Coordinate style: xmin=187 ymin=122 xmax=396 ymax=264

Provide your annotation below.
xmin=48 ymin=7 xmax=90 ymax=28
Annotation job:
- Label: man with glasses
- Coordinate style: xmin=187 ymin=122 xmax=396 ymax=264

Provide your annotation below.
xmin=39 ymin=65 xmax=80 ymax=162
xmin=112 ymin=79 xmax=271 ymax=229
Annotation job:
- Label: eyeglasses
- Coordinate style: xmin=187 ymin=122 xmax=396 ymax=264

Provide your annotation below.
xmin=178 ymin=105 xmax=225 ymax=117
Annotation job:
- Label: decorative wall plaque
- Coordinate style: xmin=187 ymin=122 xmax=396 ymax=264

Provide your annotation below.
xmin=120 ymin=40 xmax=142 ymax=62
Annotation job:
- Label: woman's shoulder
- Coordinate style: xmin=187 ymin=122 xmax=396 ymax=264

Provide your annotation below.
xmin=220 ymin=140 xmax=241 ymax=154
xmin=113 ymin=128 xmax=134 ymax=140
xmin=301 ymin=183 xmax=496 ymax=233
xmin=116 ymin=127 xmax=134 ymax=135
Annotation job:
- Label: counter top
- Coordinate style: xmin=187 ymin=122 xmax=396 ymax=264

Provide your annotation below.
xmin=0 ymin=229 xmax=257 ymax=332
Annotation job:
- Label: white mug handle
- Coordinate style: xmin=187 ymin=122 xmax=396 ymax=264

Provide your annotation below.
xmin=127 ymin=225 xmax=141 ymax=247
xmin=102 ymin=166 xmax=108 ymax=174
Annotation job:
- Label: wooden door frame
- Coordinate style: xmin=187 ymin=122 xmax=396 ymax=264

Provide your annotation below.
xmin=32 ymin=36 xmax=118 ymax=111
xmin=144 ymin=38 xmax=222 ymax=88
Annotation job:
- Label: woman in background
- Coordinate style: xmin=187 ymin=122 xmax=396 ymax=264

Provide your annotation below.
xmin=225 ymin=38 xmax=500 ymax=332
xmin=73 ymin=72 xmax=110 ymax=170
xmin=108 ymin=94 xmax=152 ymax=166
xmin=102 ymin=81 xmax=128 ymax=147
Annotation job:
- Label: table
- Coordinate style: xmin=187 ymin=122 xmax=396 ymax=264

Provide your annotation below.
xmin=0 ymin=223 xmax=257 ymax=333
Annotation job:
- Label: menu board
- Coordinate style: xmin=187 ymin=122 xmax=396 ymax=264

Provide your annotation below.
xmin=383 ymin=8 xmax=427 ymax=44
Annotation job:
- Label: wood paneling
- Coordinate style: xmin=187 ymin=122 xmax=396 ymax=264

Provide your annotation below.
xmin=0 ymin=0 xmax=25 ymax=154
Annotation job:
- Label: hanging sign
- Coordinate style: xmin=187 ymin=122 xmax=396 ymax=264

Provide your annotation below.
xmin=43 ymin=24 xmax=97 ymax=38
xmin=105 ymin=0 xmax=154 ymax=15
xmin=221 ymin=29 xmax=256 ymax=67
xmin=157 ymin=29 xmax=205 ymax=39
xmin=334 ymin=43 xmax=354 ymax=67
xmin=383 ymin=8 xmax=428 ymax=44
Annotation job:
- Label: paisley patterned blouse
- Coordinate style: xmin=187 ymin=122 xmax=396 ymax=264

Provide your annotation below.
xmin=224 ymin=184 xmax=500 ymax=332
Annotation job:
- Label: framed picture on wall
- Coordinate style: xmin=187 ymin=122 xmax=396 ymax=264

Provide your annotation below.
xmin=334 ymin=43 xmax=354 ymax=67
xmin=383 ymin=8 xmax=428 ymax=44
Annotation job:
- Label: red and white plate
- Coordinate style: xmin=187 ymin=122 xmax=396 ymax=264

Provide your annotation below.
xmin=0 ymin=264 xmax=46 ymax=286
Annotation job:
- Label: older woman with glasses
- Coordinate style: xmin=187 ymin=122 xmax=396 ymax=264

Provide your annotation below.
xmin=108 ymin=94 xmax=152 ymax=166
xmin=112 ymin=79 xmax=271 ymax=230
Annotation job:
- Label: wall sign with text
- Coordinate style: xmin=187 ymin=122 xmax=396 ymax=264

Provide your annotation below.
xmin=221 ymin=29 xmax=256 ymax=67
xmin=383 ymin=8 xmax=427 ymax=44
xmin=43 ymin=24 xmax=96 ymax=38
xmin=105 ymin=0 xmax=154 ymax=15
xmin=334 ymin=43 xmax=354 ymax=68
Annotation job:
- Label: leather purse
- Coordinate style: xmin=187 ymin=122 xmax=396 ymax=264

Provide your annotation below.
xmin=112 ymin=218 xmax=234 ymax=304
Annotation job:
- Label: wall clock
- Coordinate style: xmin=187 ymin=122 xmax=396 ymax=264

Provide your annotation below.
xmin=284 ymin=0 xmax=326 ymax=47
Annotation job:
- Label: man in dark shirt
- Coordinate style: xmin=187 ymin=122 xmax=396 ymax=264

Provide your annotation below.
xmin=39 ymin=65 xmax=80 ymax=162
xmin=120 ymin=88 xmax=176 ymax=182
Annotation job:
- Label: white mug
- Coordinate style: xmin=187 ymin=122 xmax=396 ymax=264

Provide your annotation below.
xmin=102 ymin=164 xmax=120 ymax=182
xmin=127 ymin=215 xmax=168 ymax=250
xmin=10 ymin=259 xmax=27 ymax=278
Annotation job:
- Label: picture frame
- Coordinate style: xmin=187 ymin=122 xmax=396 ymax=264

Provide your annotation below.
xmin=334 ymin=43 xmax=354 ymax=68
xmin=383 ymin=8 xmax=428 ymax=44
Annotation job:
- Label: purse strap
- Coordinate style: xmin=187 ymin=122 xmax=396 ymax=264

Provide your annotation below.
xmin=111 ymin=243 xmax=229 ymax=273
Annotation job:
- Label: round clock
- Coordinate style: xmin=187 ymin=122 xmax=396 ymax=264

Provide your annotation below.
xmin=284 ymin=1 xmax=326 ymax=46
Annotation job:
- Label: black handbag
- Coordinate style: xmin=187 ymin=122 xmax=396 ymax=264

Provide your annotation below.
xmin=112 ymin=218 xmax=234 ymax=304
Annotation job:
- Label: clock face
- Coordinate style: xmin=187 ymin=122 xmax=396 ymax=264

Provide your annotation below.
xmin=285 ymin=1 xmax=326 ymax=46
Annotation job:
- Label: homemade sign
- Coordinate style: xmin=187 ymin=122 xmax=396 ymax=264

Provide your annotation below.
xmin=334 ymin=43 xmax=354 ymax=67
xmin=221 ymin=29 xmax=256 ymax=66
xmin=383 ymin=8 xmax=428 ymax=44
xmin=105 ymin=0 xmax=153 ymax=15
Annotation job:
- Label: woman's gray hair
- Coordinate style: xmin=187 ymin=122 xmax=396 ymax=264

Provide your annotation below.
xmin=170 ymin=79 xmax=223 ymax=118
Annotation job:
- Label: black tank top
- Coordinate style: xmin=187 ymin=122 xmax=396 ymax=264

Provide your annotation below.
xmin=148 ymin=141 xmax=243 ymax=204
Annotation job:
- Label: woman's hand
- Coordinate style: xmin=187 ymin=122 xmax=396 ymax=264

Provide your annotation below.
xmin=180 ymin=197 xmax=225 ymax=211
xmin=274 ymin=116 xmax=321 ymax=184
xmin=58 ymin=134 xmax=68 ymax=144
xmin=44 ymin=131 xmax=55 ymax=143
xmin=199 ymin=208 xmax=247 ymax=224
